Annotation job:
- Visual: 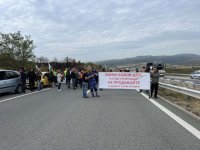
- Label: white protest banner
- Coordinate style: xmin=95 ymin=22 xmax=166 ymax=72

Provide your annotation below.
xmin=99 ymin=72 xmax=150 ymax=90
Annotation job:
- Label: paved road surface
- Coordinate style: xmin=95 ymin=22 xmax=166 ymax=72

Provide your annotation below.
xmin=0 ymin=86 xmax=200 ymax=150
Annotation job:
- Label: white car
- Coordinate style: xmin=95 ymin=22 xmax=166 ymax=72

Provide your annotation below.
xmin=190 ymin=70 xmax=200 ymax=79
xmin=159 ymin=70 xmax=165 ymax=77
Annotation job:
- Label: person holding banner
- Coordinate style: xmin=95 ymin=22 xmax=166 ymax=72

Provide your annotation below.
xmin=150 ymin=67 xmax=160 ymax=98
xmin=88 ymin=68 xmax=100 ymax=97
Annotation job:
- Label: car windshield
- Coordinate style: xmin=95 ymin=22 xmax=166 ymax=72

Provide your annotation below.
xmin=0 ymin=72 xmax=5 ymax=80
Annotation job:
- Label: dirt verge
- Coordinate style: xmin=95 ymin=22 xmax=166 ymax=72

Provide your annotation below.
xmin=158 ymin=87 xmax=200 ymax=117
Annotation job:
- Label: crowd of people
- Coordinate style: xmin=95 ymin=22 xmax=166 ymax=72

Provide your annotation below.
xmin=19 ymin=67 xmax=43 ymax=93
xmin=19 ymin=65 xmax=159 ymax=99
xmin=63 ymin=67 xmax=100 ymax=98
xmin=19 ymin=67 xmax=101 ymax=98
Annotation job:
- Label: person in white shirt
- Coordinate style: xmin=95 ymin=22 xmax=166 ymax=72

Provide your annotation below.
xmin=57 ymin=70 xmax=63 ymax=91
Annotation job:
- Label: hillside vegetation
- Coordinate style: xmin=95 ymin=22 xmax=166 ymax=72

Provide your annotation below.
xmin=97 ymin=54 xmax=200 ymax=67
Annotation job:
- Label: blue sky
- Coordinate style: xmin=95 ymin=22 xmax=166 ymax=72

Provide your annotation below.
xmin=0 ymin=0 xmax=200 ymax=62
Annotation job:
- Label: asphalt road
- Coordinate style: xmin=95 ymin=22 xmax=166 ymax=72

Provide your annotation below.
xmin=0 ymin=85 xmax=200 ymax=150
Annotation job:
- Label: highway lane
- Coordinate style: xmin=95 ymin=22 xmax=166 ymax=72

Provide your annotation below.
xmin=0 ymin=85 xmax=200 ymax=150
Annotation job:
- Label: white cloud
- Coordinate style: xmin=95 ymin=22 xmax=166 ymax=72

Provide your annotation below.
xmin=0 ymin=0 xmax=200 ymax=62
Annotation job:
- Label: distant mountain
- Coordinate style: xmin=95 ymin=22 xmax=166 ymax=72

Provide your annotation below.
xmin=96 ymin=54 xmax=200 ymax=66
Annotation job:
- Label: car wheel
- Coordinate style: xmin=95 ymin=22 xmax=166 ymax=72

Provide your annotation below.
xmin=41 ymin=82 xmax=44 ymax=89
xmin=15 ymin=84 xmax=22 ymax=94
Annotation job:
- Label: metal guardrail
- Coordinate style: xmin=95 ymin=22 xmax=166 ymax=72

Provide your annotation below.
xmin=165 ymin=73 xmax=190 ymax=77
xmin=159 ymin=82 xmax=200 ymax=99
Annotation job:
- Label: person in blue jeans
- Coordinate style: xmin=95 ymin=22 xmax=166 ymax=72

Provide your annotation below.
xmin=82 ymin=69 xmax=89 ymax=98
xmin=88 ymin=68 xmax=100 ymax=97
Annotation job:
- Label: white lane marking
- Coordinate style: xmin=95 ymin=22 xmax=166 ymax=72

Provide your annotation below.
xmin=141 ymin=92 xmax=200 ymax=140
xmin=0 ymin=88 xmax=51 ymax=103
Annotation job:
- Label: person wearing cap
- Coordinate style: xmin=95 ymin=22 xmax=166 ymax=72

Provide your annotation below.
xmin=150 ymin=67 xmax=160 ymax=98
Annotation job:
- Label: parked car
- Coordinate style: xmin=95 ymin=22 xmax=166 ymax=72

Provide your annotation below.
xmin=0 ymin=70 xmax=22 ymax=94
xmin=190 ymin=70 xmax=200 ymax=79
xmin=40 ymin=72 xmax=52 ymax=88
xmin=26 ymin=72 xmax=52 ymax=89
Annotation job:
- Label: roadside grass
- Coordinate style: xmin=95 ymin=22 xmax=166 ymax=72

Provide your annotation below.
xmin=158 ymin=87 xmax=200 ymax=117
xmin=166 ymin=67 xmax=200 ymax=74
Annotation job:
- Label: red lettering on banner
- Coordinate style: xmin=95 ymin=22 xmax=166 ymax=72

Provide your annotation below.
xmin=99 ymin=72 xmax=150 ymax=89
xmin=111 ymin=80 xmax=140 ymax=85
xmin=108 ymin=81 xmax=113 ymax=84
xmin=105 ymin=73 xmax=118 ymax=76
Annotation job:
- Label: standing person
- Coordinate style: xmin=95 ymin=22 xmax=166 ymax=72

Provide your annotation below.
xmin=36 ymin=68 xmax=42 ymax=90
xmin=20 ymin=67 xmax=27 ymax=93
xmin=71 ymin=68 xmax=77 ymax=89
xmin=75 ymin=68 xmax=79 ymax=87
xmin=92 ymin=68 xmax=99 ymax=86
xmin=64 ymin=68 xmax=68 ymax=85
xmin=82 ymin=68 xmax=89 ymax=98
xmin=28 ymin=68 xmax=36 ymax=91
xmin=57 ymin=70 xmax=63 ymax=91
xmin=88 ymin=68 xmax=100 ymax=97
xmin=66 ymin=68 xmax=71 ymax=88
xmin=150 ymin=67 xmax=160 ymax=98
xmin=49 ymin=70 xmax=54 ymax=87
xmin=79 ymin=70 xmax=83 ymax=88
xmin=53 ymin=69 xmax=58 ymax=86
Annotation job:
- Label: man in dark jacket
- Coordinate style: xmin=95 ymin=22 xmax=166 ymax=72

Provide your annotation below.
xmin=66 ymin=68 xmax=71 ymax=88
xmin=150 ymin=67 xmax=160 ymax=98
xmin=20 ymin=67 xmax=27 ymax=93
xmin=28 ymin=68 xmax=36 ymax=91
xmin=71 ymin=68 xmax=77 ymax=89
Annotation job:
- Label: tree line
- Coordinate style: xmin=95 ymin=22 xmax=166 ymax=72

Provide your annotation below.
xmin=0 ymin=31 xmax=101 ymax=71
